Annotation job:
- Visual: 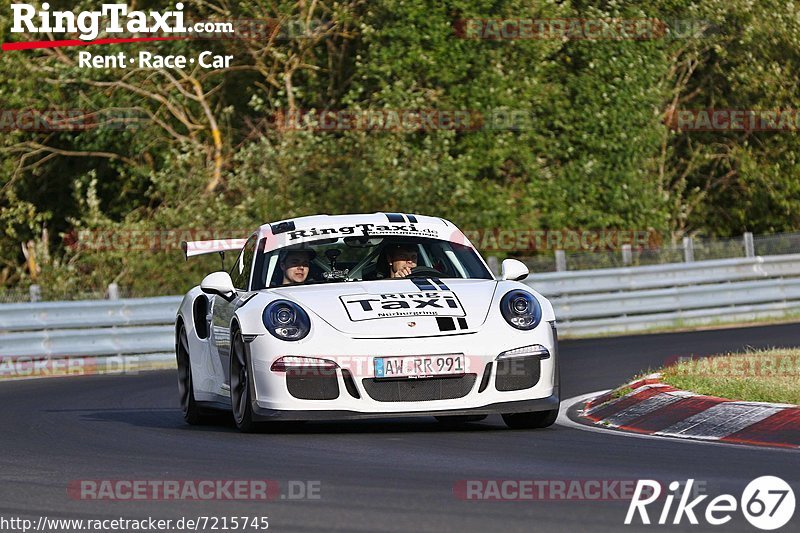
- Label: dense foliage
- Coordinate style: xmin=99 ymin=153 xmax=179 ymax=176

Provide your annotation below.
xmin=1 ymin=0 xmax=798 ymax=296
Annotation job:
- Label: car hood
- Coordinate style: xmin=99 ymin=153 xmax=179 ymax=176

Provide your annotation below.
xmin=273 ymin=278 xmax=499 ymax=338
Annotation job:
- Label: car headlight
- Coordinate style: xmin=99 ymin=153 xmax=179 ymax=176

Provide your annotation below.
xmin=500 ymin=290 xmax=541 ymax=330
xmin=262 ymin=300 xmax=310 ymax=341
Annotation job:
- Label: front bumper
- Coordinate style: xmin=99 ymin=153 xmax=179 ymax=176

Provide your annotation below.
xmin=245 ymin=316 xmax=559 ymax=419
xmin=251 ymin=390 xmax=559 ymax=421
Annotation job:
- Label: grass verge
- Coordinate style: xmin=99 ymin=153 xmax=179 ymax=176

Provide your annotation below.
xmin=659 ymin=348 xmax=800 ymax=405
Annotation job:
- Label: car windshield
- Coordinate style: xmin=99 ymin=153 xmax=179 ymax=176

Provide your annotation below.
xmin=252 ymin=236 xmax=493 ymax=289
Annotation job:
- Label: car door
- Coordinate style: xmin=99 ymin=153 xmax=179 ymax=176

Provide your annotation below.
xmin=211 ymin=234 xmax=257 ymax=384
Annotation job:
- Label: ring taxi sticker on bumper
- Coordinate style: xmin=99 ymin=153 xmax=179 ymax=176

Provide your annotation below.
xmin=340 ymin=291 xmax=466 ymax=321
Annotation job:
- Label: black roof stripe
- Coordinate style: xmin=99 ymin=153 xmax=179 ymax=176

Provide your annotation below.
xmin=431 ymin=278 xmax=449 ymax=290
xmin=406 ymin=214 xmax=418 ymax=223
xmin=385 ymin=213 xmax=405 ymax=223
xmin=411 ymin=278 xmax=437 ymax=291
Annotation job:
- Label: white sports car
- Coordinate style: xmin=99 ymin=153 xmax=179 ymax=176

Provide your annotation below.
xmin=176 ymin=213 xmax=559 ymax=432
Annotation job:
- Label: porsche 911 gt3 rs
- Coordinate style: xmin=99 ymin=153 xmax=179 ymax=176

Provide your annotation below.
xmin=176 ymin=213 xmax=559 ymax=432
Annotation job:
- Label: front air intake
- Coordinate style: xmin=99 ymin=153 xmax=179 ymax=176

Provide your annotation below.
xmin=495 ymin=357 xmax=540 ymax=391
xmin=478 ymin=362 xmax=493 ymax=393
xmin=341 ymin=369 xmax=361 ymax=399
xmin=285 ymin=368 xmax=339 ymax=400
xmin=361 ymin=375 xmax=477 ymax=402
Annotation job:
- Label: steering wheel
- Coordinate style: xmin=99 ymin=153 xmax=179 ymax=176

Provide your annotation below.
xmin=408 ymin=265 xmax=444 ymax=277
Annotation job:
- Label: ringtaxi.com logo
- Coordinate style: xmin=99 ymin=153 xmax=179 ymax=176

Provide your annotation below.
xmin=626 ymin=477 xmax=795 ymax=530
xmin=11 ymin=2 xmax=194 ymax=41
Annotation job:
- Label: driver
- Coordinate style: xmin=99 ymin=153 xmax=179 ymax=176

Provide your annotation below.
xmin=280 ymin=249 xmax=315 ymax=285
xmin=386 ymin=244 xmax=418 ymax=278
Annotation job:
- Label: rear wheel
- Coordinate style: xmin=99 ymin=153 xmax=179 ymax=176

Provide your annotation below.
xmin=502 ymin=408 xmax=558 ymax=429
xmin=230 ymin=328 xmax=259 ymax=433
xmin=176 ymin=324 xmax=205 ymax=425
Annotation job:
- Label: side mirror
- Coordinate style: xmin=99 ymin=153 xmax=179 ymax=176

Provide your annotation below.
xmin=201 ymin=271 xmax=236 ymax=299
xmin=500 ymin=258 xmax=529 ymax=281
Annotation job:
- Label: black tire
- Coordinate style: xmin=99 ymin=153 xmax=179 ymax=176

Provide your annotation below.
xmin=230 ymin=328 xmax=259 ymax=433
xmin=176 ymin=324 xmax=205 ymax=425
xmin=435 ymin=415 xmax=487 ymax=425
xmin=502 ymin=408 xmax=559 ymax=429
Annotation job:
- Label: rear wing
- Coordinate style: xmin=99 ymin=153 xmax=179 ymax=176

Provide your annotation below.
xmin=181 ymin=239 xmax=247 ymax=259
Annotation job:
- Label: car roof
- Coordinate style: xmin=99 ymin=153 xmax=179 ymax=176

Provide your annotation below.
xmin=254 ymin=213 xmax=471 ymax=253
xmin=258 ymin=213 xmax=455 ymax=234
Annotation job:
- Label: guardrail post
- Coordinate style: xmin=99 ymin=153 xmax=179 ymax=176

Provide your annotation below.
xmin=555 ymin=250 xmax=567 ymax=272
xmin=621 ymin=244 xmax=632 ymax=266
xmin=743 ymin=232 xmax=755 ymax=257
xmin=682 ymin=237 xmax=694 ymax=262
xmin=486 ymin=256 xmax=499 ymax=276
xmin=29 ymin=284 xmax=41 ymax=302
xmin=107 ymin=283 xmax=120 ymax=300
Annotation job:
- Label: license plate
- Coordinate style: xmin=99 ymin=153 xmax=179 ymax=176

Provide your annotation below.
xmin=374 ymin=354 xmax=466 ymax=379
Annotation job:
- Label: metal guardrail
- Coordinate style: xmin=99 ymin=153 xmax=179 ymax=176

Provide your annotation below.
xmin=1 ymin=326 xmax=175 ymax=358
xmin=1 ymin=254 xmax=799 ymax=362
xmin=527 ymin=254 xmax=800 ymax=295
xmin=557 ymin=301 xmax=800 ymax=337
xmin=0 ymin=296 xmax=180 ymax=360
xmin=0 ymin=296 xmax=181 ymax=332
xmin=550 ymin=278 xmax=800 ymax=320
xmin=526 ymin=254 xmax=800 ymax=336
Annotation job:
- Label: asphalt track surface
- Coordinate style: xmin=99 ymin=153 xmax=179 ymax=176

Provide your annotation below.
xmin=2 ymin=323 xmax=799 ymax=533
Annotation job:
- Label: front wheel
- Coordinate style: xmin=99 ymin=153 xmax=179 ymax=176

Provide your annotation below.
xmin=502 ymin=408 xmax=558 ymax=429
xmin=230 ymin=328 xmax=259 ymax=433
